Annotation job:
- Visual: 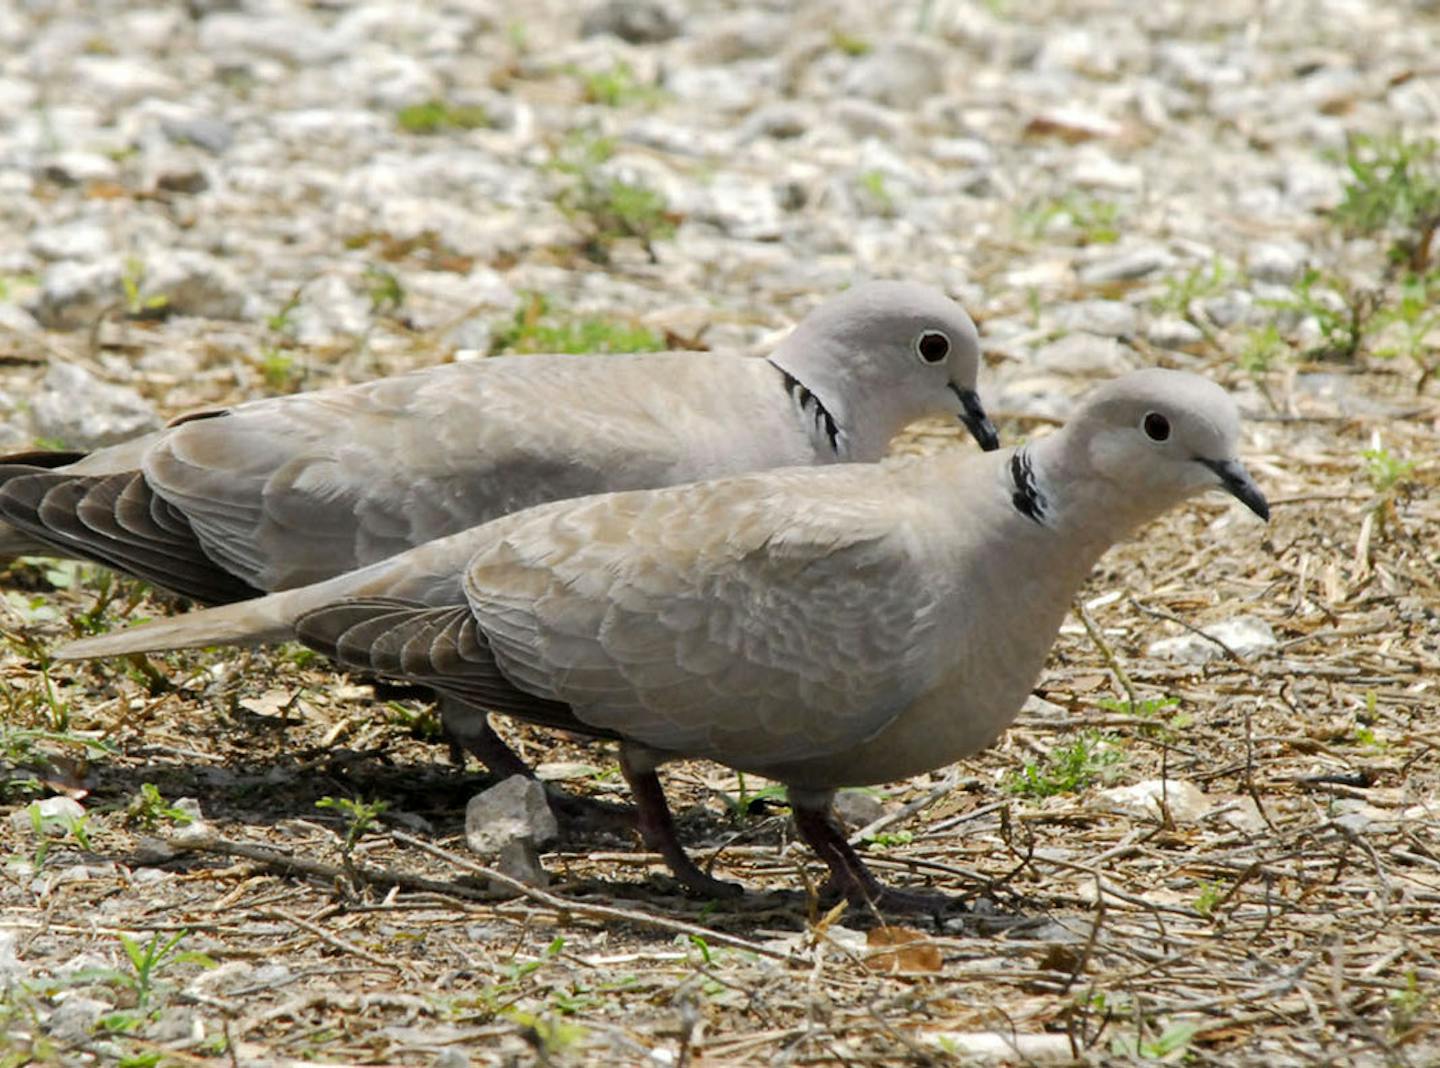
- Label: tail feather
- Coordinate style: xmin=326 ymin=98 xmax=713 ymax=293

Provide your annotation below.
xmin=0 ymin=466 xmax=258 ymax=604
xmin=295 ymin=598 xmax=606 ymax=738
xmin=56 ymin=588 xmax=308 ymax=659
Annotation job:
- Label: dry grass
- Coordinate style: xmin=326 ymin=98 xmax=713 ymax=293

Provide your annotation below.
xmin=0 ymin=355 xmax=1436 ymax=1067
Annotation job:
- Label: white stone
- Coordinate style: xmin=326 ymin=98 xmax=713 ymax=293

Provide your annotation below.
xmin=842 ymin=40 xmax=947 ymax=110
xmin=9 ymin=796 xmax=85 ymax=834
xmin=1099 ymin=779 xmax=1210 ymax=823
xmin=1051 ymin=300 xmax=1138 ymax=338
xmin=29 ymin=362 xmax=159 ymax=449
xmin=465 ymin=775 xmax=558 ymax=856
xmin=1033 ymin=332 xmax=1134 ymax=376
xmin=1146 ymin=616 xmax=1277 ymax=664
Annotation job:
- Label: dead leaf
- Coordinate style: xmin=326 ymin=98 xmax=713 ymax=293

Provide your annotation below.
xmin=864 ymin=926 xmax=942 ymax=973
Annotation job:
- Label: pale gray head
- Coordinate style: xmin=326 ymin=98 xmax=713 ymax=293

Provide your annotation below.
xmin=767 ymin=281 xmax=998 ymax=456
xmin=1062 ymin=368 xmax=1269 ymax=520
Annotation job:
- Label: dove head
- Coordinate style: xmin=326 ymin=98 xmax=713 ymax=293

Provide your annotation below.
xmin=1062 ymin=368 xmax=1268 ymax=523
xmin=767 ymin=281 xmax=998 ymax=458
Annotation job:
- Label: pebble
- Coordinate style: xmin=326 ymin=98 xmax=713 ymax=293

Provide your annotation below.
xmin=841 ymin=40 xmax=947 ymax=110
xmin=29 ymin=362 xmax=159 ymax=449
xmin=28 ymin=220 xmax=113 ymax=263
xmin=9 ymin=795 xmax=86 ymax=834
xmin=1033 ymin=332 xmax=1134 ymax=376
xmin=1248 ymin=240 xmax=1306 ymax=283
xmin=1051 ymin=299 xmax=1138 ymax=338
xmin=1099 ymin=779 xmax=1210 ymax=823
xmin=581 ymin=0 xmax=682 ymax=44
xmin=45 ymin=995 xmax=111 ymax=1045
xmin=1145 ymin=316 xmax=1205 ymax=350
xmin=1146 ymin=616 xmax=1278 ymax=664
xmin=465 ymin=775 xmax=559 ymax=859
xmin=1076 ymin=244 xmax=1175 ymax=285
xmin=833 ymin=790 xmax=886 ymax=829
xmin=30 ymin=260 xmax=124 ymax=331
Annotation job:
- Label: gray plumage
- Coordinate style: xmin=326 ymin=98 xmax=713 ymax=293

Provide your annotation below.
xmin=0 ymin=281 xmax=995 ymax=601
xmin=59 ymin=369 xmax=1268 ymax=906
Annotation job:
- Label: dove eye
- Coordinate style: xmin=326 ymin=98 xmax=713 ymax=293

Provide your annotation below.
xmin=915 ymin=331 xmax=950 ymax=364
xmin=1142 ymin=412 xmax=1171 ymax=442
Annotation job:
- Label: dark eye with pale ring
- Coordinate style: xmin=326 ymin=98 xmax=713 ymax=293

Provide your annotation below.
xmin=916 ymin=331 xmax=950 ymax=364
xmin=1142 ymin=412 xmax=1171 ymax=442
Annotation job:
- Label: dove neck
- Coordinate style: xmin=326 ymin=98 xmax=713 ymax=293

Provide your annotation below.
xmin=766 ymin=355 xmax=858 ymax=461
xmin=1022 ymin=425 xmax=1188 ymax=556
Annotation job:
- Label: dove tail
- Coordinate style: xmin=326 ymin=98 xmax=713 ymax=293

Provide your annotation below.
xmin=56 ymin=590 xmax=306 ymax=660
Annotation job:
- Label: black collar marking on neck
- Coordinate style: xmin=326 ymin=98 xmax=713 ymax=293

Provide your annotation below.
xmin=1010 ymin=447 xmax=1048 ymax=525
xmin=778 ymin=369 xmax=841 ymax=454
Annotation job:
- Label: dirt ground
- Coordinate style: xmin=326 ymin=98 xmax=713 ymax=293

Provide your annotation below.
xmin=2 ymin=0 xmax=1440 ymax=1065
xmin=1 ymin=361 xmax=1437 ymax=1066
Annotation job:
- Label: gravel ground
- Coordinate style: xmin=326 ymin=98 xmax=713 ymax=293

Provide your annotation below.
xmin=1 ymin=0 xmax=1439 ymax=1065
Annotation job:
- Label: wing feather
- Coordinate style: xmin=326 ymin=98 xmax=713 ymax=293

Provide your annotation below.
xmin=462 ymin=462 xmax=943 ymax=771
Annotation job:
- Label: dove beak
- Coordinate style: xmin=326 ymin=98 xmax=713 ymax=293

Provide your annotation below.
xmin=1200 ymin=458 xmax=1269 ymax=522
xmin=951 ymin=385 xmax=1000 ymax=452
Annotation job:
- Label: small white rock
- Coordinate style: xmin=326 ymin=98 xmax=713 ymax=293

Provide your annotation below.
xmin=465 ymin=775 xmax=558 ymax=856
xmin=1099 ymin=779 xmax=1209 ymax=823
xmin=1146 ymin=616 xmax=1277 ymax=664
xmin=9 ymin=796 xmax=85 ymax=835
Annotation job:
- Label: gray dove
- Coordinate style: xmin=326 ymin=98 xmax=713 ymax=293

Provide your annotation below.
xmin=58 ymin=368 xmax=1267 ymax=908
xmin=1 ymin=281 xmax=997 ymax=781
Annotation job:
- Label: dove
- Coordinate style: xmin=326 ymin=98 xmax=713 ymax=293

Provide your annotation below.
xmin=58 ymin=368 xmax=1267 ymax=907
xmin=0 ymin=281 xmax=997 ymax=780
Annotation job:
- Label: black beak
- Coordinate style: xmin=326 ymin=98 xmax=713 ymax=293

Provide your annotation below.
xmin=1200 ymin=458 xmax=1269 ymax=521
xmin=951 ymin=385 xmax=1000 ymax=452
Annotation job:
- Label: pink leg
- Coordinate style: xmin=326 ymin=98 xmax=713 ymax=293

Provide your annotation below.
xmin=620 ymin=748 xmax=742 ymax=899
xmin=791 ymin=797 xmax=954 ymax=913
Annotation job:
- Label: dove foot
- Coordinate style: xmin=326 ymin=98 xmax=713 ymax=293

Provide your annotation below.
xmin=621 ymin=750 xmax=743 ymax=900
xmin=792 ymin=799 xmax=960 ymax=913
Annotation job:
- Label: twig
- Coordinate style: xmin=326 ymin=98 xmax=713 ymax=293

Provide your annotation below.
xmin=262 ymin=908 xmax=401 ymax=972
xmin=1074 ymin=597 xmax=1138 ymax=711
xmin=1130 ymin=597 xmax=1252 ymax=667
xmin=390 ymin=831 xmax=797 ymax=963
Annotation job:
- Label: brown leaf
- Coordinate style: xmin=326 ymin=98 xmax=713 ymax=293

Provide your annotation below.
xmin=865 ymin=926 xmax=942 ymax=974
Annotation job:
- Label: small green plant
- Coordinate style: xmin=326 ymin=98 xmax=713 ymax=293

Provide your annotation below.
xmin=120 ymin=258 xmax=168 ymax=319
xmin=1237 ymin=324 xmax=1290 ymax=374
xmin=1005 ymin=731 xmax=1124 ymax=798
xmin=256 ymin=346 xmax=304 ymax=393
xmin=1193 ymin=880 xmax=1224 ymax=916
xmin=491 ymin=292 xmax=665 ymax=355
xmin=1373 ymin=270 xmax=1440 ymax=375
xmin=316 ymin=795 xmax=390 ymax=857
xmin=1262 ymin=268 xmax=1380 ymax=360
xmin=1110 ymin=1019 xmax=1199 ymax=1062
xmin=855 ymin=170 xmax=896 ymax=216
xmin=26 ymin=802 xmax=93 ymax=869
xmin=721 ymin=773 xmax=788 ymax=823
xmin=1021 ymin=194 xmax=1121 ymax=245
xmin=364 ymin=266 xmax=405 ymax=315
xmin=266 ymin=291 xmax=302 ymax=335
xmin=68 ymin=930 xmax=215 ymax=1011
xmin=550 ymin=133 xmax=677 ymax=262
xmin=124 ymin=784 xmax=193 ymax=830
xmin=1363 ymin=445 xmax=1416 ymax=497
xmin=865 ymin=830 xmax=914 ymax=849
xmin=1332 ymin=134 xmax=1440 ymax=271
xmin=1152 ymin=259 xmax=1230 ymax=320
xmin=575 ymin=62 xmax=663 ymax=108
xmin=830 ymin=30 xmax=872 ymax=56
xmin=396 ymin=99 xmax=489 ymax=135
xmin=1387 ymin=971 xmax=1432 ymax=1037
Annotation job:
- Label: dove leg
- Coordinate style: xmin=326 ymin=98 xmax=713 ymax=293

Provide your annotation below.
xmin=620 ymin=745 xmax=742 ymax=899
xmin=439 ymin=697 xmax=636 ymax=829
xmin=437 ymin=696 xmax=534 ymax=778
xmin=791 ymin=792 xmax=953 ymax=912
